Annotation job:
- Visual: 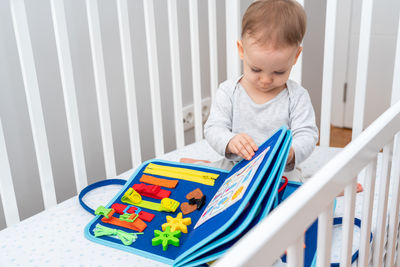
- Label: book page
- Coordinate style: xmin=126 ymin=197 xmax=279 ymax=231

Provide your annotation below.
xmin=194 ymin=147 xmax=270 ymax=229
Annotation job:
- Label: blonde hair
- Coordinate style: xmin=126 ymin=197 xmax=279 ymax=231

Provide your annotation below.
xmin=241 ymin=0 xmax=306 ymax=47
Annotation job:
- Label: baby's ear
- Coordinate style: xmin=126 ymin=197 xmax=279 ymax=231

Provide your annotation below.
xmin=237 ymin=40 xmax=244 ymax=60
xmin=293 ymin=46 xmax=303 ymax=65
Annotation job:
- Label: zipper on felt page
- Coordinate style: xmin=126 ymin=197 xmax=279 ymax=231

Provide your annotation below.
xmin=143 ymin=163 xmax=219 ymax=186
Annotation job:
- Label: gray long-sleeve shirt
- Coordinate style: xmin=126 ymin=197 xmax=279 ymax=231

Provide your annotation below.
xmin=204 ymin=77 xmax=319 ymax=168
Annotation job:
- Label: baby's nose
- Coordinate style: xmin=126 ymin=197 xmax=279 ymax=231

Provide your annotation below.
xmin=259 ymin=75 xmax=272 ymax=85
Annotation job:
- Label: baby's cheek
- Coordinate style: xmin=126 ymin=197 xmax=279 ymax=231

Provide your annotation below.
xmin=246 ymin=72 xmax=258 ymax=83
xmin=277 ymin=76 xmax=289 ymax=86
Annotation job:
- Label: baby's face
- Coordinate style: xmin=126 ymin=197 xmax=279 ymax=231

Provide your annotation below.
xmin=238 ymin=37 xmax=301 ymax=95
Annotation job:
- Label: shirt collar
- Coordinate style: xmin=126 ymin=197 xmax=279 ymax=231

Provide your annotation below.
xmin=235 ymin=75 xmax=244 ymax=85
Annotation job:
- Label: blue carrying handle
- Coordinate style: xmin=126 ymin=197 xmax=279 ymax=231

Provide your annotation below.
xmin=78 ymin=179 xmax=127 ymax=215
xmin=310 ymin=216 xmax=373 ymax=267
xmin=330 ymin=217 xmax=373 ymax=267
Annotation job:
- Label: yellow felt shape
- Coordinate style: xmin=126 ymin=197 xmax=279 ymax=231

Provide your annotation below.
xmin=162 ymin=212 xmax=192 ymax=234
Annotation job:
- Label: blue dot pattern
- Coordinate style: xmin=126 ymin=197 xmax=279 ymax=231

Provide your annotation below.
xmin=0 ymin=143 xmax=388 ymax=266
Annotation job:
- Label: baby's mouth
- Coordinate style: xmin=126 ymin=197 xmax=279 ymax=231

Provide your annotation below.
xmin=259 ymin=86 xmax=272 ymax=91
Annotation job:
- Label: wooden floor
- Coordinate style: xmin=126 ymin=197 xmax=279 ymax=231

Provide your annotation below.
xmin=329 ymin=126 xmax=352 ymax=148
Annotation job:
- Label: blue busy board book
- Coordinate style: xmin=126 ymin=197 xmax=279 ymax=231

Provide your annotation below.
xmin=83 ymin=126 xmax=293 ymax=266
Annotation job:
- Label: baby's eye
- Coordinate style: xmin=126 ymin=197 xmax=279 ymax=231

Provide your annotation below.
xmin=251 ymin=68 xmax=261 ymax=73
xmin=274 ymin=71 xmax=286 ymax=75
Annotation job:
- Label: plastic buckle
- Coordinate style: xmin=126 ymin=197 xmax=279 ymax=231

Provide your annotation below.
xmin=123 ymin=204 xmax=142 ymax=215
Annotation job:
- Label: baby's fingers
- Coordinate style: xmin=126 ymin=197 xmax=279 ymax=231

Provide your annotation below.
xmin=239 ymin=139 xmax=255 ymax=160
xmin=243 ymin=134 xmax=258 ymax=152
xmin=230 ymin=141 xmax=251 ymax=160
xmin=227 ymin=134 xmax=256 ymax=160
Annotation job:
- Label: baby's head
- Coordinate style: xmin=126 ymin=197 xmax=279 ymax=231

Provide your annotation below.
xmin=238 ymin=0 xmax=306 ymax=94
xmin=241 ymin=0 xmax=306 ymax=49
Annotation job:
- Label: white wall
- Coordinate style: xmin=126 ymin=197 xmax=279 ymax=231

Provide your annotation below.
xmin=331 ymin=0 xmax=400 ymax=129
xmin=0 ymin=0 xmax=325 ymax=229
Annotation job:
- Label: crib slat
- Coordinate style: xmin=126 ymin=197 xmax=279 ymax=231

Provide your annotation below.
xmin=225 ymin=0 xmax=241 ymax=80
xmin=396 ymin=224 xmax=400 ymax=267
xmin=86 ymin=0 xmax=117 ymax=177
xmin=316 ymin=202 xmax=334 ymax=267
xmin=386 ymin=135 xmax=400 ymax=266
xmin=387 ymin=14 xmax=400 ymax=266
xmin=0 ymin=120 xmax=20 ymax=226
xmin=50 ymin=0 xmax=88 ymax=191
xmin=392 ymin=9 xmax=400 ymax=106
xmin=352 ymin=0 xmax=373 ymax=139
xmin=340 ymin=178 xmax=357 ymax=266
xmin=373 ymin=142 xmax=393 ymax=267
xmin=287 ymin=234 xmax=304 ymax=267
xmin=319 ymin=0 xmax=337 ymax=147
xmin=143 ymin=0 xmax=164 ymax=156
xmin=359 ymin=159 xmax=377 ymax=267
xmin=289 ymin=0 xmax=303 ymax=84
xmin=10 ymin=0 xmax=57 ymax=208
xmin=116 ymin=0 xmax=142 ymax=167
xmin=189 ymin=0 xmax=203 ymax=142
xmin=208 ymin=0 xmax=218 ymax=100
xmin=167 ymin=0 xmax=184 ymax=149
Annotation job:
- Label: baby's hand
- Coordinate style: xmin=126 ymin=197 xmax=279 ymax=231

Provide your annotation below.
xmin=286 ymin=147 xmax=295 ymax=165
xmin=226 ymin=133 xmax=258 ymax=160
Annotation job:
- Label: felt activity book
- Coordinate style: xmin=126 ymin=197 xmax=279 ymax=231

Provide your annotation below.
xmin=81 ymin=126 xmax=293 ymax=266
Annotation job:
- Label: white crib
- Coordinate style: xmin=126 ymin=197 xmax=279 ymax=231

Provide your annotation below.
xmin=1 ymin=0 xmax=400 ymax=266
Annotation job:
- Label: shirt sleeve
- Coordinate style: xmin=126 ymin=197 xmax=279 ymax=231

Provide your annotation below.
xmin=289 ymin=89 xmax=319 ymax=169
xmin=204 ymin=84 xmax=236 ymax=157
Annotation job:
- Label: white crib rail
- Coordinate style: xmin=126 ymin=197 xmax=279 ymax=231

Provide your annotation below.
xmin=352 ymin=0 xmax=374 ymax=140
xmin=340 ymin=177 xmax=357 ymax=266
xmin=0 ymin=119 xmax=20 ymax=226
xmin=86 ymin=0 xmax=117 ymax=178
xmin=143 ymin=0 xmax=164 ymax=157
xmin=373 ymin=142 xmax=392 ymax=266
xmin=386 ymin=10 xmax=400 ymax=266
xmin=189 ymin=0 xmax=203 ymax=142
xmin=10 ymin=0 xmax=57 ymax=209
xmin=116 ymin=0 xmax=142 ymax=168
xmin=316 ymin=201 xmax=334 ymax=266
xmin=319 ymin=0 xmax=337 ymax=147
xmin=167 ymin=0 xmax=184 ymax=149
xmin=208 ymin=0 xmax=218 ymax=101
xmin=358 ymin=159 xmax=377 ymax=266
xmin=287 ymin=234 xmax=305 ymax=267
xmin=388 ymin=134 xmax=400 ymax=266
xmin=50 ymin=0 xmax=88 ymax=191
xmin=215 ymin=100 xmax=400 ymax=266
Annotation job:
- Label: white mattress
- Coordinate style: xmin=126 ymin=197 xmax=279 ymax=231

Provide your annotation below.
xmin=0 ymin=141 xmax=387 ymax=266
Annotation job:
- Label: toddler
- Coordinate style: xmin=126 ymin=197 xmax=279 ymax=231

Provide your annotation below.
xmin=183 ymin=0 xmax=318 ymax=180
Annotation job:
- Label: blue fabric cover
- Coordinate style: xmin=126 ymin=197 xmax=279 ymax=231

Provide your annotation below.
xmin=83 ymin=126 xmax=291 ymax=265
